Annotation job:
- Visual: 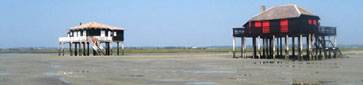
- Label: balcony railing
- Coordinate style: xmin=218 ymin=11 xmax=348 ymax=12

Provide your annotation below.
xmin=59 ymin=36 xmax=113 ymax=42
xmin=233 ymin=28 xmax=245 ymax=37
xmin=317 ymin=26 xmax=336 ymax=35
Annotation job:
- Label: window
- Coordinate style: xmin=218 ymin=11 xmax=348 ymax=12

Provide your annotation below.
xmin=262 ymin=21 xmax=270 ymax=33
xmin=101 ymin=30 xmax=105 ymax=37
xmin=313 ymin=20 xmax=317 ymax=26
xmin=280 ymin=19 xmax=288 ymax=33
xmin=255 ymin=21 xmax=261 ymax=27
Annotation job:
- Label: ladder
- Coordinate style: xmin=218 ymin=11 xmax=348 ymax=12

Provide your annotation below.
xmin=88 ymin=37 xmax=105 ymax=55
xmin=312 ymin=34 xmax=342 ymax=58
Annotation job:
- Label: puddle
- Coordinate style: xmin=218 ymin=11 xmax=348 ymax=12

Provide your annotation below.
xmin=121 ymin=74 xmax=144 ymax=77
xmin=133 ymin=69 xmax=235 ymax=74
xmin=50 ymin=64 xmax=61 ymax=69
xmin=0 ymin=73 xmax=9 ymax=76
xmin=43 ymin=72 xmax=59 ymax=76
xmin=183 ymin=70 xmax=235 ymax=74
xmin=58 ymin=76 xmax=71 ymax=84
xmin=184 ymin=82 xmax=222 ymax=85
xmin=150 ymin=79 xmax=185 ymax=82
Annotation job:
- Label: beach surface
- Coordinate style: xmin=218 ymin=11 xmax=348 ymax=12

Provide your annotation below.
xmin=0 ymin=51 xmax=362 ymax=85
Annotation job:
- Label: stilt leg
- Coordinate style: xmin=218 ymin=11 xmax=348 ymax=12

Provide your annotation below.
xmin=69 ymin=42 xmax=73 ymax=56
xmin=272 ymin=35 xmax=276 ymax=60
xmin=307 ymin=34 xmax=311 ymax=60
xmin=121 ymin=41 xmax=125 ymax=55
xmin=58 ymin=42 xmax=61 ymax=56
xmin=285 ymin=35 xmax=289 ymax=60
xmin=232 ymin=37 xmax=236 ymax=58
xmin=257 ymin=36 xmax=261 ymax=59
xmin=62 ymin=42 xmax=65 ymax=56
xmin=75 ymin=43 xmax=78 ymax=56
xmin=117 ymin=42 xmax=120 ymax=55
xmin=292 ymin=36 xmax=295 ymax=59
xmin=110 ymin=42 xmax=113 ymax=56
xmin=299 ymin=34 xmax=303 ymax=61
xmin=253 ymin=37 xmax=256 ymax=58
xmin=87 ymin=42 xmax=90 ymax=56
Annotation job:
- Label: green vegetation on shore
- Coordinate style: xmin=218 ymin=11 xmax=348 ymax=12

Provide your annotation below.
xmin=1 ymin=48 xmax=363 ymax=54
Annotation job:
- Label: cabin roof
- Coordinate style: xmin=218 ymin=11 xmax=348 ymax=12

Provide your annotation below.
xmin=69 ymin=22 xmax=125 ymax=30
xmin=249 ymin=4 xmax=317 ymax=21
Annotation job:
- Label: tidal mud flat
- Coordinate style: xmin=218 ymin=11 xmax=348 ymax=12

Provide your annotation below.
xmin=0 ymin=52 xmax=362 ymax=85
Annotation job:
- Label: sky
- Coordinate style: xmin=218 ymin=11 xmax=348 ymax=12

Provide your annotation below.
xmin=0 ymin=0 xmax=362 ymax=48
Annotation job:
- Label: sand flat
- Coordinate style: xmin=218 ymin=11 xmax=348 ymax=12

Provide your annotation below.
xmin=0 ymin=52 xmax=362 ymax=85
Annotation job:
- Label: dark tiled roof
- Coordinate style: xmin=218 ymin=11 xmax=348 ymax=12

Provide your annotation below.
xmin=249 ymin=4 xmax=317 ymax=21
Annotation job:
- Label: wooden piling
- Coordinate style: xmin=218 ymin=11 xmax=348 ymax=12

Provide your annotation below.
xmin=257 ymin=36 xmax=261 ymax=59
xmin=292 ymin=36 xmax=295 ymax=58
xmin=121 ymin=41 xmax=125 ymax=55
xmin=272 ymin=35 xmax=276 ymax=59
xmin=299 ymin=35 xmax=302 ymax=60
xmin=75 ymin=43 xmax=78 ymax=56
xmin=253 ymin=37 xmax=257 ymax=58
xmin=232 ymin=37 xmax=236 ymax=58
xmin=70 ymin=42 xmax=73 ymax=56
xmin=58 ymin=42 xmax=61 ymax=56
xmin=285 ymin=35 xmax=289 ymax=59
xmin=117 ymin=42 xmax=120 ymax=55
xmin=62 ymin=42 xmax=65 ymax=56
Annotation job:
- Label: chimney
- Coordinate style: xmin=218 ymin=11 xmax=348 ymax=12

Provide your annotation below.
xmin=80 ymin=22 xmax=82 ymax=25
xmin=260 ymin=5 xmax=265 ymax=12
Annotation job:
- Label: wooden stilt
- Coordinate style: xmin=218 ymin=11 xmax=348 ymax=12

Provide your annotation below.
xmin=272 ymin=35 xmax=276 ymax=59
xmin=87 ymin=42 xmax=90 ymax=56
xmin=243 ymin=37 xmax=246 ymax=58
xmin=292 ymin=36 xmax=295 ymax=58
xmin=280 ymin=37 xmax=283 ymax=57
xmin=83 ymin=42 xmax=86 ymax=56
xmin=121 ymin=41 xmax=125 ymax=55
xmin=307 ymin=34 xmax=311 ymax=60
xmin=117 ymin=42 xmax=120 ymax=55
xmin=110 ymin=42 xmax=113 ymax=56
xmin=311 ymin=34 xmax=315 ymax=60
xmin=58 ymin=42 xmax=61 ymax=56
xmin=269 ymin=38 xmax=272 ymax=59
xmin=75 ymin=43 xmax=78 ymax=56
xmin=334 ymin=35 xmax=337 ymax=58
xmin=257 ymin=36 xmax=261 ymax=59
xmin=62 ymin=42 xmax=65 ymax=56
xmin=299 ymin=34 xmax=302 ymax=60
xmin=323 ymin=36 xmax=326 ymax=59
xmin=70 ymin=42 xmax=73 ymax=56
xmin=262 ymin=38 xmax=265 ymax=58
xmin=275 ymin=37 xmax=280 ymax=56
xmin=241 ymin=37 xmax=244 ymax=58
xmin=232 ymin=37 xmax=236 ymax=58
xmin=253 ymin=37 xmax=257 ymax=58
xmin=285 ymin=35 xmax=289 ymax=59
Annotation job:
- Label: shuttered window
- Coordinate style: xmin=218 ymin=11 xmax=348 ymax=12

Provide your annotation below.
xmin=280 ymin=19 xmax=288 ymax=33
xmin=313 ymin=20 xmax=317 ymax=26
xmin=255 ymin=21 xmax=261 ymax=27
xmin=262 ymin=21 xmax=270 ymax=33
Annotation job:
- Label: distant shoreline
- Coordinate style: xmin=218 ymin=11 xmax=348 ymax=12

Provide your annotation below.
xmin=1 ymin=48 xmax=363 ymax=54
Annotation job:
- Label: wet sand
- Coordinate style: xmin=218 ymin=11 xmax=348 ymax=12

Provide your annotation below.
xmin=0 ymin=51 xmax=362 ymax=85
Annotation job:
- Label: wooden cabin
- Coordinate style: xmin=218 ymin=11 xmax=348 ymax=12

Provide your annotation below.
xmin=58 ymin=22 xmax=125 ymax=56
xmin=233 ymin=4 xmax=341 ymax=60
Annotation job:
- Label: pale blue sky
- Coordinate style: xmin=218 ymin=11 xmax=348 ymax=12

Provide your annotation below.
xmin=0 ymin=0 xmax=362 ymax=48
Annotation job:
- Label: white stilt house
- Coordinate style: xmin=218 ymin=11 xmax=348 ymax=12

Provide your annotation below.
xmin=58 ymin=22 xmax=125 ymax=56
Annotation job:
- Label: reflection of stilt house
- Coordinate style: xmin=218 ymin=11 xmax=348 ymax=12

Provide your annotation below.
xmin=232 ymin=5 xmax=342 ymax=60
xmin=58 ymin=22 xmax=125 ymax=56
